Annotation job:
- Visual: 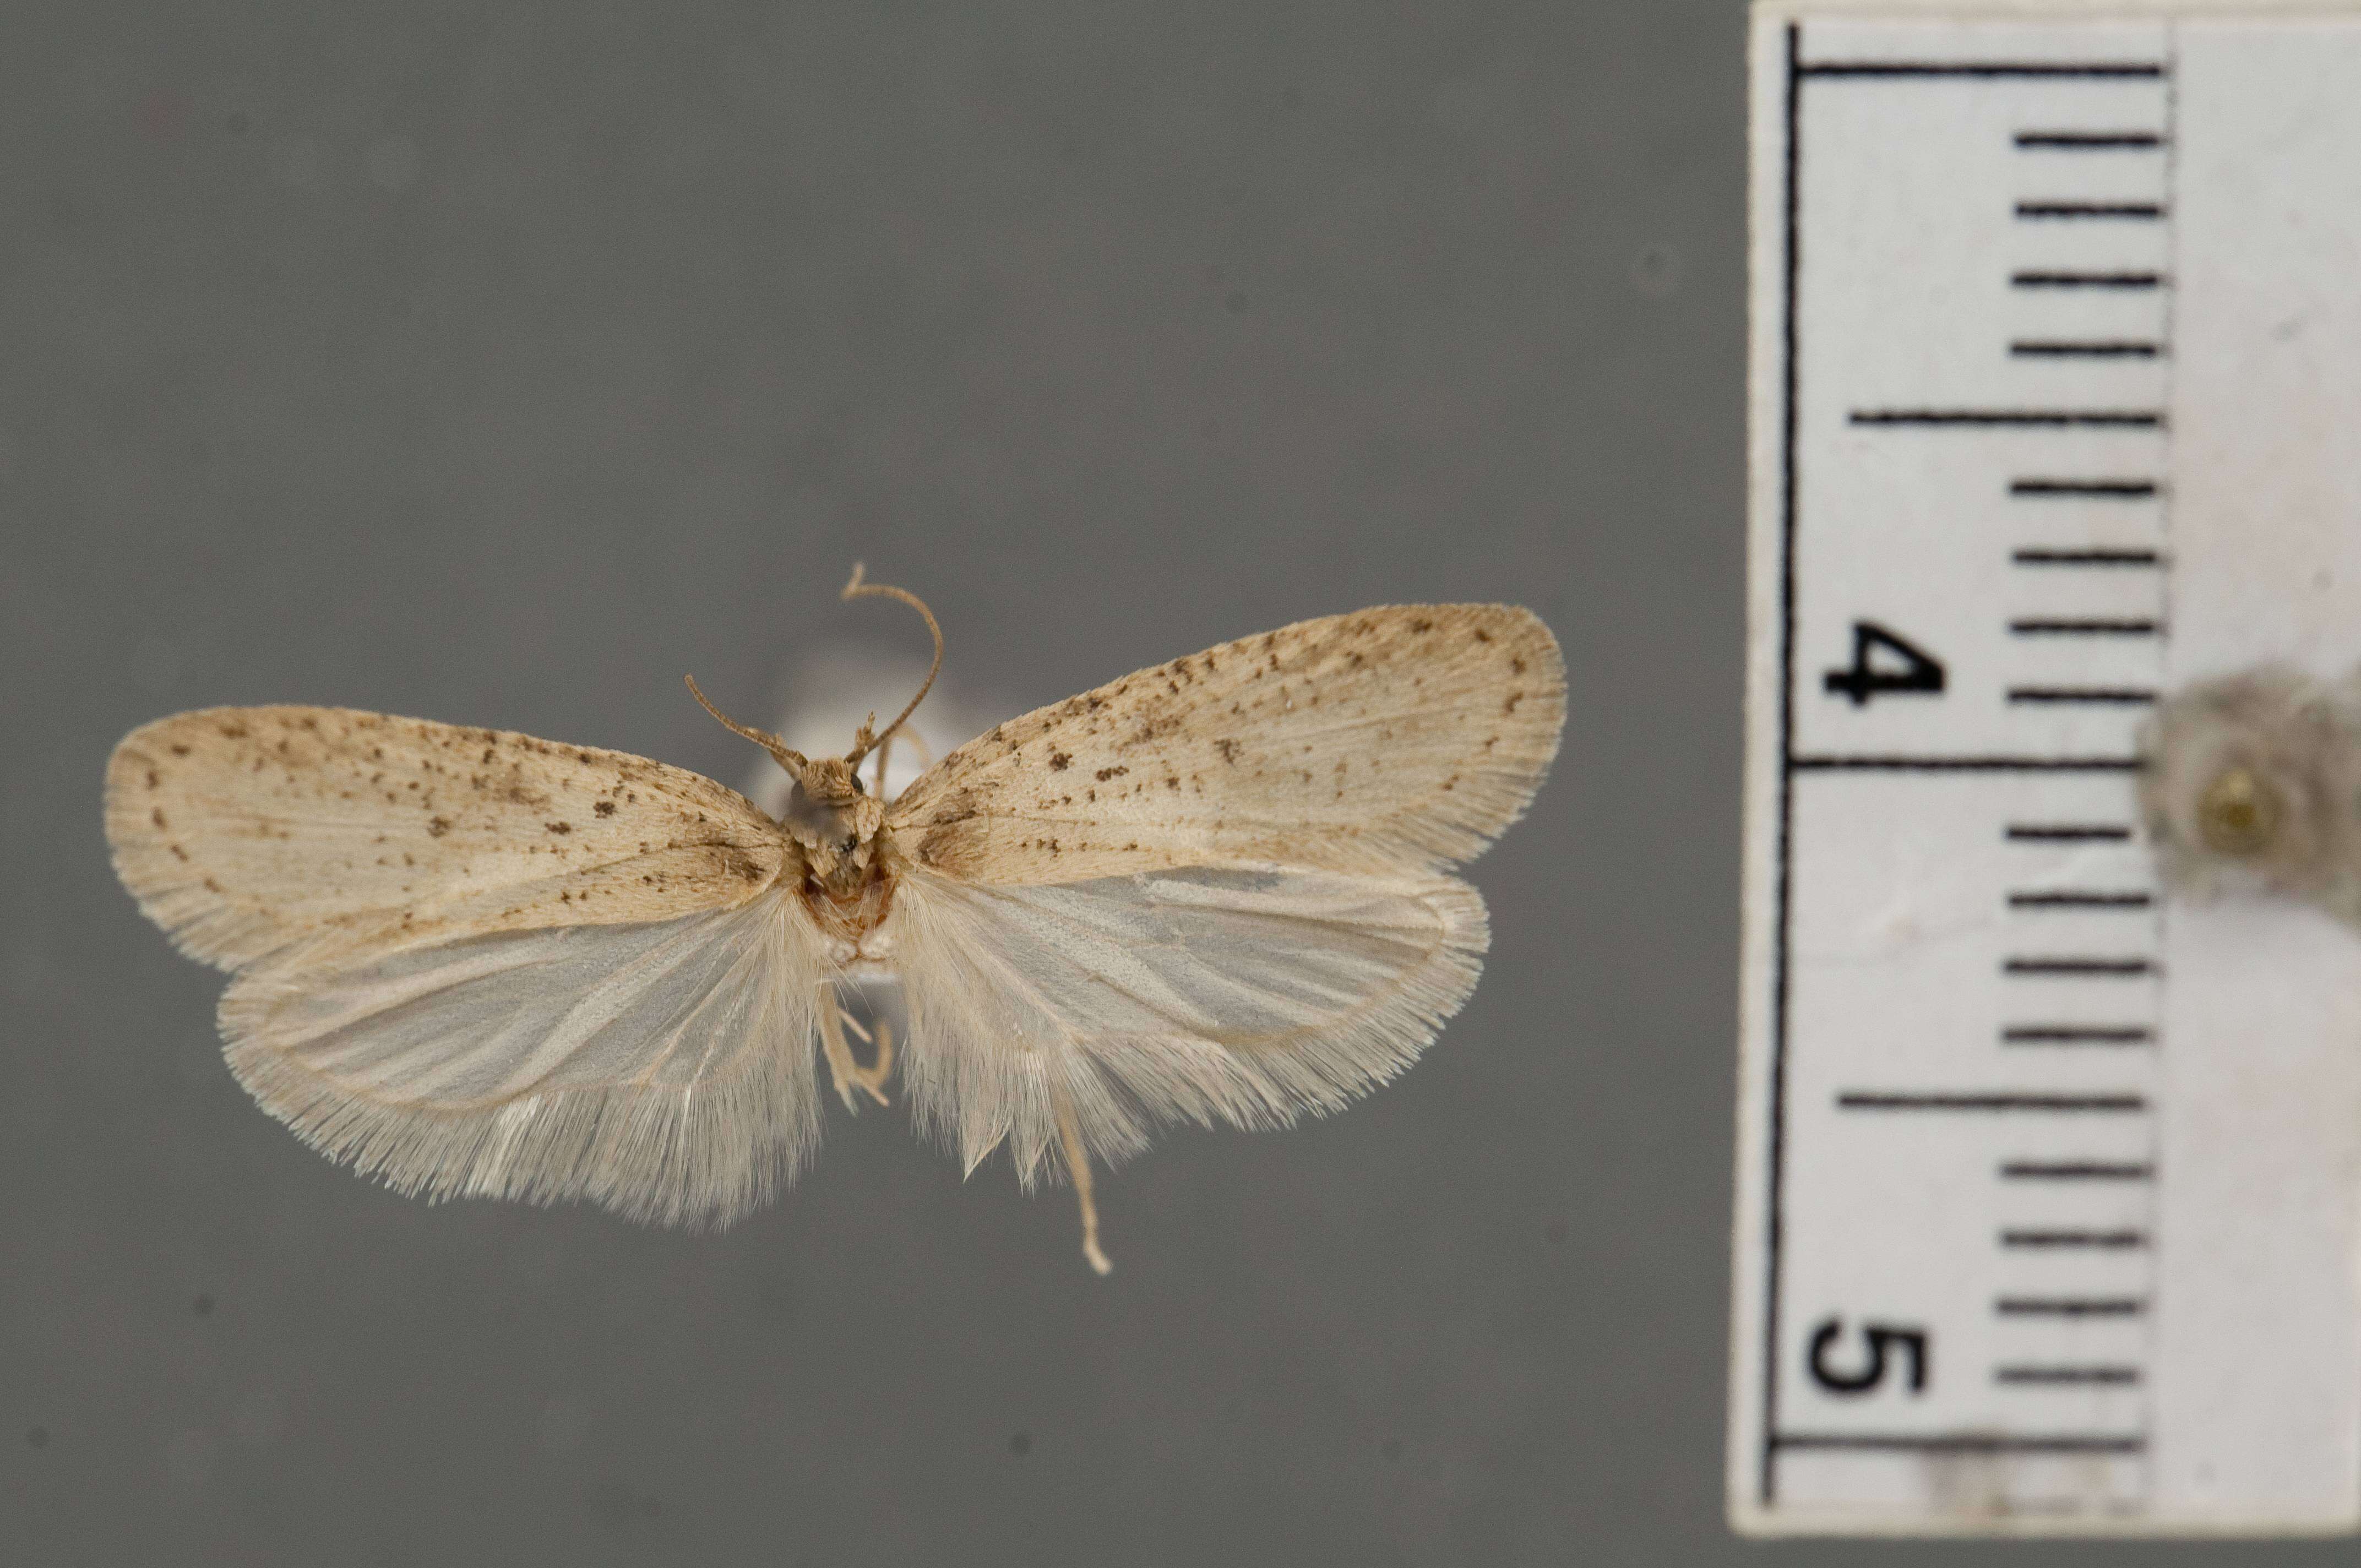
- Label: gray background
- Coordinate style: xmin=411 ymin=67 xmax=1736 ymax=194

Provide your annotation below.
xmin=2 ymin=3 xmax=2327 ymax=1565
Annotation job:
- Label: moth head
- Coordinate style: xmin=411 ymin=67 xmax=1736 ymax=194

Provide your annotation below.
xmin=682 ymin=563 xmax=942 ymax=874
xmin=780 ymin=756 xmax=886 ymax=873
xmin=2140 ymin=666 xmax=2338 ymax=901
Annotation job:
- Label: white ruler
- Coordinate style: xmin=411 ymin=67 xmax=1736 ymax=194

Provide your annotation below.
xmin=1732 ymin=3 xmax=2361 ymax=1535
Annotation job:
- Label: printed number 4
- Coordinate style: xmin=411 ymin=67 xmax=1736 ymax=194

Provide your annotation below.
xmin=1823 ymin=621 xmax=1945 ymax=706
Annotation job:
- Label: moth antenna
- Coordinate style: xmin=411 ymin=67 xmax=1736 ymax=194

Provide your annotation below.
xmin=683 ymin=675 xmax=807 ymax=774
xmin=867 ymin=714 xmax=933 ymax=802
xmin=840 ymin=562 xmax=943 ymax=766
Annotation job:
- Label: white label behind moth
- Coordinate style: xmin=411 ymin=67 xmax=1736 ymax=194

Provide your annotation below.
xmin=102 ymin=569 xmax=1566 ymax=1272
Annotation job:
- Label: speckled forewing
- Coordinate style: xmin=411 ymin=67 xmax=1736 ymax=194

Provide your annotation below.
xmin=105 ymin=705 xmax=790 ymax=970
xmin=885 ymin=604 xmax=1564 ymax=884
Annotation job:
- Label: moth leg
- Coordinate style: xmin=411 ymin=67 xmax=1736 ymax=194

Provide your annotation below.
xmin=847 ymin=1015 xmax=896 ymax=1103
xmin=815 ymin=988 xmax=892 ymax=1112
xmin=834 ymin=1005 xmax=895 ymax=1102
xmin=1050 ymin=1084 xmax=1114 ymax=1276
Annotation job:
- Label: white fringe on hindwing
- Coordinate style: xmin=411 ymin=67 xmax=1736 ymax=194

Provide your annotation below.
xmin=888 ymin=864 xmax=1490 ymax=1188
xmin=216 ymin=895 xmax=824 ymax=1229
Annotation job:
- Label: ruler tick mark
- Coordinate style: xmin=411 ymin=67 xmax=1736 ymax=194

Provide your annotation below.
xmin=2011 ymin=478 xmax=2159 ymax=496
xmin=2015 ymin=130 xmax=2166 ymax=150
xmin=1840 ymin=1092 xmax=2147 ymax=1112
xmin=1772 ymin=1431 xmax=2147 ymax=1455
xmin=1996 ymin=1297 xmax=2148 ymax=1317
xmin=2010 ymin=341 xmax=2162 ymax=358
xmin=2007 ymin=890 xmax=2155 ymax=909
xmin=2012 ymin=270 xmax=2164 ymax=289
xmin=2003 ymin=1024 xmax=2154 ymax=1043
xmin=2006 ymin=687 xmax=2157 ymax=705
xmin=2009 ymin=619 xmax=2161 ymax=636
xmin=1996 ymin=1364 xmax=2144 ymax=1386
xmin=2016 ymin=201 xmax=2166 ymax=220
xmin=1852 ymin=407 xmax=2163 ymax=427
xmin=1794 ymin=754 xmax=2141 ymax=772
xmin=2002 ymin=1228 xmax=2150 ymax=1248
xmin=2004 ymin=955 xmax=2156 ymax=975
xmin=2001 ymin=1162 xmax=2154 ymax=1181
xmin=1801 ymin=61 xmax=2166 ymax=79
xmin=2006 ymin=823 xmax=2133 ymax=841
xmin=2013 ymin=548 xmax=2162 ymax=567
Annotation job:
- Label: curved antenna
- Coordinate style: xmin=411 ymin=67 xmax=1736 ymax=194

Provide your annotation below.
xmin=840 ymin=562 xmax=943 ymax=766
xmin=870 ymin=718 xmax=937 ymax=801
xmin=683 ymin=674 xmax=807 ymax=774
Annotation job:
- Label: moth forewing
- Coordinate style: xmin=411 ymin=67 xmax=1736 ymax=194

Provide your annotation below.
xmin=884 ymin=603 xmax=1564 ymax=886
xmin=105 ymin=705 xmax=790 ymax=971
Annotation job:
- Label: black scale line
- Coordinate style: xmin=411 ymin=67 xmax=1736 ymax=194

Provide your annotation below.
xmin=2004 ymin=956 xmax=2155 ymax=975
xmin=1759 ymin=21 xmax=1803 ymax=1509
xmin=2010 ymin=341 xmax=2161 ymax=358
xmin=2011 ymin=478 xmax=2158 ymax=496
xmin=2012 ymin=270 xmax=2164 ymax=289
xmin=1771 ymin=1431 xmax=2145 ymax=1455
xmin=2006 ymin=890 xmax=2154 ymax=908
xmin=2015 ymin=131 xmax=2165 ymax=149
xmin=1839 ymin=1092 xmax=2147 ymax=1112
xmin=2006 ymin=823 xmax=2132 ymax=841
xmin=2006 ymin=687 xmax=2157 ymax=705
xmin=1794 ymin=754 xmax=2141 ymax=772
xmin=2000 ymin=1161 xmax=2153 ymax=1180
xmin=2016 ymin=201 xmax=2165 ymax=219
xmin=2009 ymin=618 xmax=2160 ymax=636
xmin=2003 ymin=1024 xmax=2153 ymax=1043
xmin=2002 ymin=1228 xmax=2150 ymax=1248
xmin=1995 ymin=1364 xmax=2144 ymax=1385
xmin=2013 ymin=548 xmax=2161 ymax=567
xmin=1996 ymin=1297 xmax=2147 ymax=1317
xmin=1852 ymin=408 xmax=2163 ymax=427
xmin=1801 ymin=61 xmax=2165 ymax=78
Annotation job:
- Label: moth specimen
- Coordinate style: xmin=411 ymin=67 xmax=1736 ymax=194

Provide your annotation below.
xmin=104 ymin=570 xmax=1565 ymax=1271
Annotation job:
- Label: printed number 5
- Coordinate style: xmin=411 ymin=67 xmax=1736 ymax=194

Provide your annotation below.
xmin=1807 ymin=1316 xmax=1929 ymax=1395
xmin=1823 ymin=620 xmax=1945 ymax=706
